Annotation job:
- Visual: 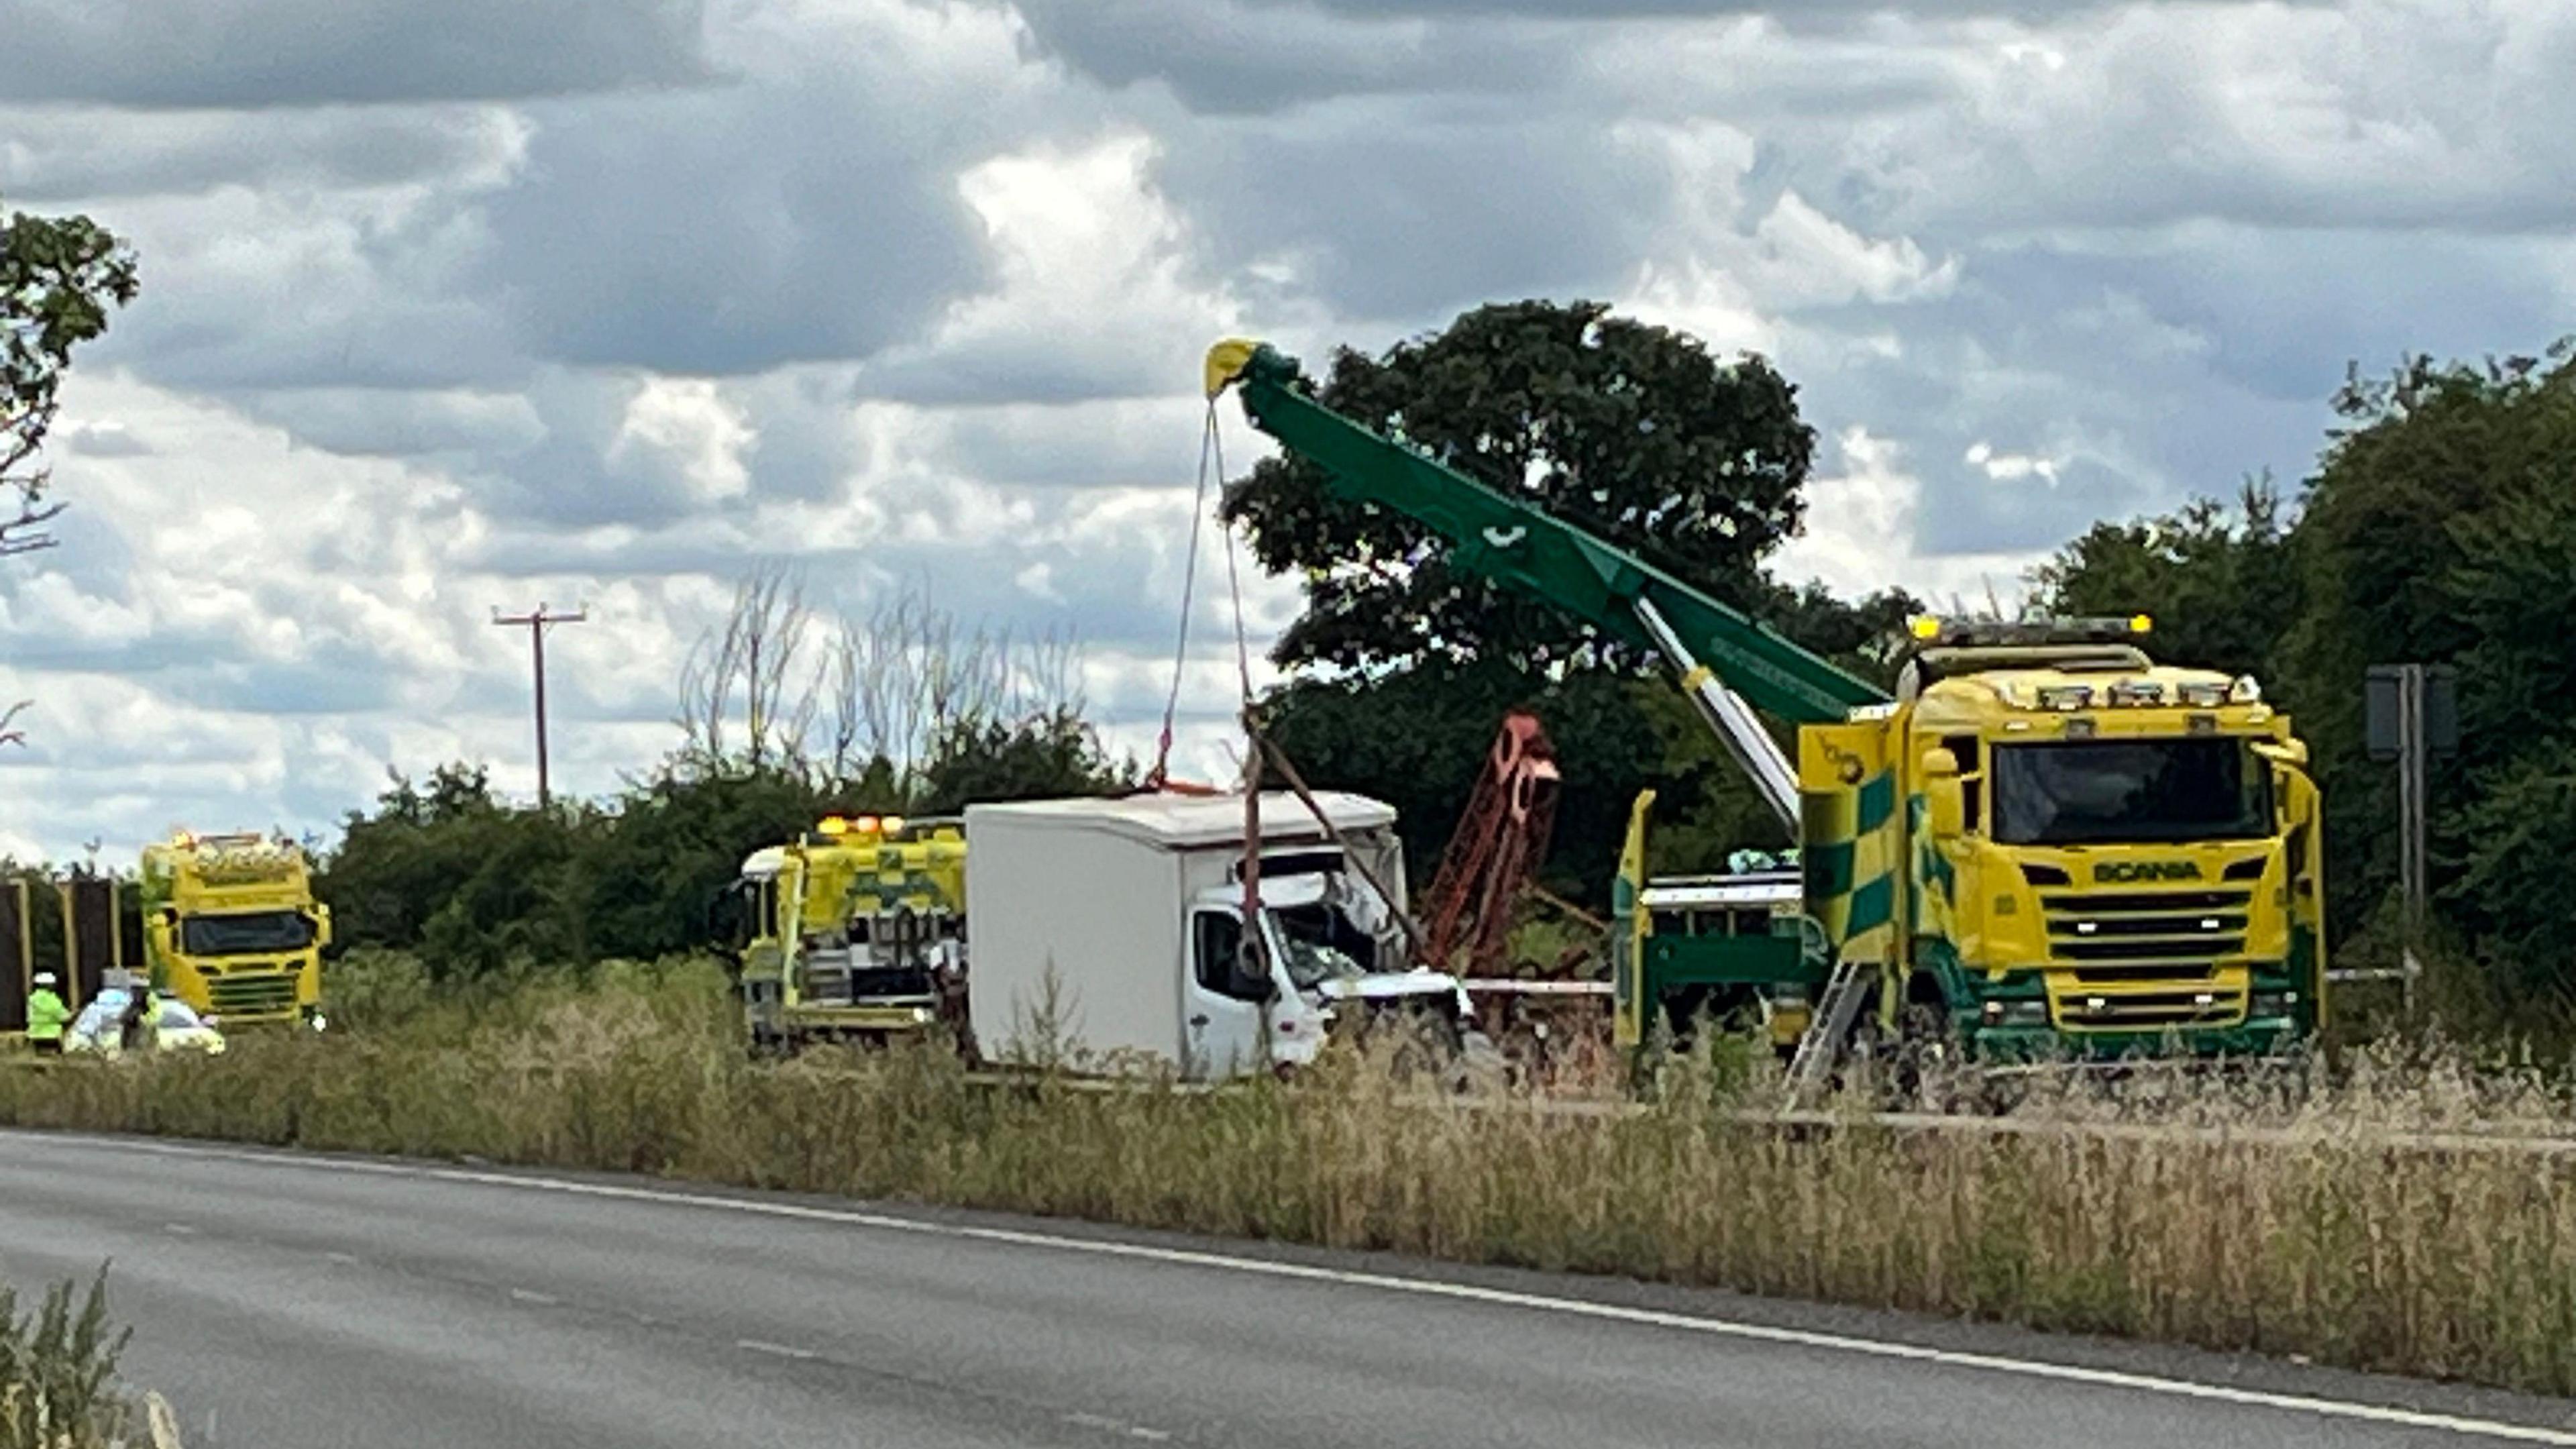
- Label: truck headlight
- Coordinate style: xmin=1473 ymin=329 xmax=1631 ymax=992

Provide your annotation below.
xmin=2249 ymin=990 xmax=2300 ymax=1020
xmin=1980 ymin=998 xmax=2050 ymax=1027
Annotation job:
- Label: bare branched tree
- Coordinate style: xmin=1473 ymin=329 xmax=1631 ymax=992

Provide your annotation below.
xmin=814 ymin=578 xmax=1087 ymax=788
xmin=676 ymin=562 xmax=823 ymax=772
xmin=682 ymin=564 xmax=1096 ymax=790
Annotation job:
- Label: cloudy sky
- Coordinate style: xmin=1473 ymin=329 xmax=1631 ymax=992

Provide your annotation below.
xmin=2 ymin=0 xmax=2567 ymax=863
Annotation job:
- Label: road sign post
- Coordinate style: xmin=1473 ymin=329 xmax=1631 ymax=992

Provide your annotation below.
xmin=2363 ymin=663 xmax=2459 ymax=1012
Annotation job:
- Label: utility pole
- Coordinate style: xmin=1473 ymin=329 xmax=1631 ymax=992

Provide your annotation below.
xmin=493 ymin=602 xmax=588 ymax=808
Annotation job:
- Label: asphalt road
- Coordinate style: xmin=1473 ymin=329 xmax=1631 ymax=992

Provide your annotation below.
xmin=5 ymin=1130 xmax=2574 ymax=1448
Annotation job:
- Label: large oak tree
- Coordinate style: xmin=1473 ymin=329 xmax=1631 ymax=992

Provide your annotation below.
xmin=1222 ymin=299 xmax=1821 ymax=674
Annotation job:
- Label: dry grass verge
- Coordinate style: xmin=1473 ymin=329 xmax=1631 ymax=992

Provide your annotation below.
xmin=6 ymin=953 xmax=2576 ymax=1399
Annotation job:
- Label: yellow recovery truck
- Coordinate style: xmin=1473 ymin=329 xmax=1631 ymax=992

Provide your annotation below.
xmin=137 ymin=831 xmax=331 ymax=1030
xmin=723 ymin=814 xmax=968 ymax=1051
xmin=1207 ymin=339 xmax=2327 ymax=1080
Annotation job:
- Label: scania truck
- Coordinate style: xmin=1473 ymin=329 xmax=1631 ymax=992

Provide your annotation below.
xmin=136 ymin=830 xmax=330 ymax=1030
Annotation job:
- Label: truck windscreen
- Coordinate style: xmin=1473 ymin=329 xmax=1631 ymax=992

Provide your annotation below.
xmin=180 ymin=910 xmax=316 ymax=957
xmin=1992 ymin=738 xmax=2271 ymax=846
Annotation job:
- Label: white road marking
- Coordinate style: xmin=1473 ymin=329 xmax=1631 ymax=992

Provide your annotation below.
xmin=1063 ymin=1411 xmax=1172 ymax=1441
xmin=33 ymin=1132 xmax=2576 ymax=1446
xmin=735 ymin=1338 xmax=820 ymax=1362
xmin=510 ymin=1288 xmax=559 ymax=1306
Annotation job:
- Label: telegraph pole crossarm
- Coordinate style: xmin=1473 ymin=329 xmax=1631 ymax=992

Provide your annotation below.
xmin=492 ymin=602 xmax=588 ymax=808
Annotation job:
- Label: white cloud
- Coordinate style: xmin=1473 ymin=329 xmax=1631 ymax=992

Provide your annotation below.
xmin=1964 ymin=439 xmax=2061 ymax=483
xmin=604 ymin=378 xmax=755 ymax=507
xmin=863 ymin=129 xmax=1263 ymax=405
xmin=1776 ymin=427 xmax=2047 ymax=608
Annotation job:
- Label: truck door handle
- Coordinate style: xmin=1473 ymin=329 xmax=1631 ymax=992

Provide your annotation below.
xmin=1189 ymin=1014 xmax=1210 ymax=1028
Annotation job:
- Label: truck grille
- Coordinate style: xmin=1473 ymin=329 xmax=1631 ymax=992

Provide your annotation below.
xmin=207 ymin=967 xmax=300 ymax=1019
xmin=2038 ymin=889 xmax=2253 ymax=1032
xmin=2055 ymin=987 xmax=2245 ymax=1030
xmin=2043 ymin=890 xmax=2251 ymax=967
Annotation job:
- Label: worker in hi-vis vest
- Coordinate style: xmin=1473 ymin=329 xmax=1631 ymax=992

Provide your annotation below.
xmin=26 ymin=971 xmax=70 ymax=1054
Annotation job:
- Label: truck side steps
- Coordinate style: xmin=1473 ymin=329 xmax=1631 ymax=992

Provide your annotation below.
xmin=1784 ymin=958 xmax=1876 ymax=1106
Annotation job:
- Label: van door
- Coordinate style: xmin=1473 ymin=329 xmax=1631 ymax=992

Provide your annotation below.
xmin=1185 ymin=908 xmax=1269 ymax=1079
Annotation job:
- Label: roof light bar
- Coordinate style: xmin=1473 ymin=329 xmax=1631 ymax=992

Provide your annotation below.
xmin=1904 ymin=614 xmax=2156 ymax=650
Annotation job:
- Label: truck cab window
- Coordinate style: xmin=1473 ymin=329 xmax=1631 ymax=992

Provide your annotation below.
xmin=1193 ymin=911 xmax=1261 ymax=1002
xmin=178 ymin=910 xmax=316 ymax=957
xmin=1943 ymin=733 xmax=1983 ymax=833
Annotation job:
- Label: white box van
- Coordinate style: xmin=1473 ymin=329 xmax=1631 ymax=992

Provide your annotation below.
xmin=963 ymin=791 xmax=1470 ymax=1079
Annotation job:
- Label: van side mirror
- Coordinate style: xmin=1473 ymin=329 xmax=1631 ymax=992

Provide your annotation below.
xmin=1921 ymin=747 xmax=1965 ymax=841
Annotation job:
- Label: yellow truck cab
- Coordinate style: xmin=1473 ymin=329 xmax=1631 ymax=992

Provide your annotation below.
xmin=725 ymin=814 xmax=967 ymax=1051
xmin=1863 ymin=619 xmax=2327 ymax=1057
xmin=137 ymin=831 xmax=331 ymax=1030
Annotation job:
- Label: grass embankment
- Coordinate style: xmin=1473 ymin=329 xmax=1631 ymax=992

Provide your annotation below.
xmin=7 ymin=951 xmax=2576 ymax=1397
xmin=0 ymin=1273 xmax=176 ymax=1449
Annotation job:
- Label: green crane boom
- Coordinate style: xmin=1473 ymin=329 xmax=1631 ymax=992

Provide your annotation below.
xmin=1205 ymin=339 xmax=1890 ymax=830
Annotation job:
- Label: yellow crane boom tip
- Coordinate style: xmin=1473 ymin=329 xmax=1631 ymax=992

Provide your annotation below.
xmin=1203 ymin=337 xmax=1262 ymax=398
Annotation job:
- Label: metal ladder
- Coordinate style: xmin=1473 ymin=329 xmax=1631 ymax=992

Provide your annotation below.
xmin=1784 ymin=957 xmax=1876 ymax=1105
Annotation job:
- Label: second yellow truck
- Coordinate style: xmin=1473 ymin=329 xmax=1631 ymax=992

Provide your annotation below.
xmin=138 ymin=830 xmax=330 ymax=1030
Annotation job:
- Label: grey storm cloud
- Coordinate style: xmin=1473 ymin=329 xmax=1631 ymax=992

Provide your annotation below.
xmin=1004 ymin=0 xmax=2283 ymax=116
xmin=476 ymin=84 xmax=995 ymax=375
xmin=1159 ymin=104 xmax=1668 ymax=321
xmin=1004 ymin=0 xmax=1549 ymax=114
xmin=231 ymin=388 xmax=549 ymax=464
xmin=0 ymin=107 xmax=522 ymax=203
xmin=0 ymin=0 xmax=712 ymax=109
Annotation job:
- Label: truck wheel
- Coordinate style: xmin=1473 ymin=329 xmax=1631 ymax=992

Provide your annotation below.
xmin=1892 ymin=995 xmax=1962 ymax=1110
